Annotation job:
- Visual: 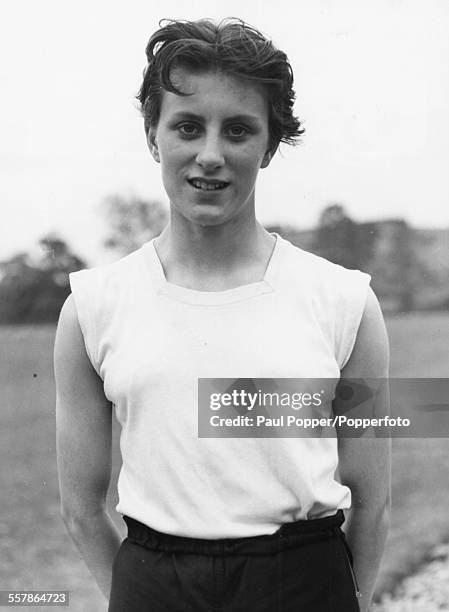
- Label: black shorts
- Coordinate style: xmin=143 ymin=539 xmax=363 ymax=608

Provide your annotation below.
xmin=108 ymin=510 xmax=360 ymax=611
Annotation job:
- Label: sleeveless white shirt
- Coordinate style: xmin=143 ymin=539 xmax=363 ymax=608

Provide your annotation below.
xmin=69 ymin=235 xmax=371 ymax=538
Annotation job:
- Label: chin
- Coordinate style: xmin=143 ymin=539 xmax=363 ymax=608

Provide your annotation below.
xmin=189 ymin=211 xmax=230 ymax=228
xmin=177 ymin=203 xmax=234 ymax=227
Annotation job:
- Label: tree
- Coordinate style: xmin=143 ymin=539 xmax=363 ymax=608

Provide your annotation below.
xmin=315 ymin=204 xmax=359 ymax=269
xmin=0 ymin=235 xmax=86 ymax=324
xmin=365 ymin=220 xmax=437 ymax=313
xmin=314 ymin=204 xmax=378 ymax=271
xmin=102 ymin=195 xmax=168 ymax=256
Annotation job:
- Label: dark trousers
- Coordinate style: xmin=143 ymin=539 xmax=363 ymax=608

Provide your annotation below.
xmin=108 ymin=510 xmax=360 ymax=611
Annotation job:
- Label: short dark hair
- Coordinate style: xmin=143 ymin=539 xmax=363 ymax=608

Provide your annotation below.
xmin=136 ymin=18 xmax=305 ymax=152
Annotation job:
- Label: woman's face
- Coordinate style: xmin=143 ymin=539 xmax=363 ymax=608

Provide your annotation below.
xmin=148 ymin=68 xmax=272 ymax=228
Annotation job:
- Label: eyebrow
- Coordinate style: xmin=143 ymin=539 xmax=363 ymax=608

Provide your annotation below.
xmin=169 ymin=112 xmax=263 ymax=125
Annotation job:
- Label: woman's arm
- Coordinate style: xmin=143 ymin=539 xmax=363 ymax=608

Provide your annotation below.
xmin=54 ymin=295 xmax=122 ymax=601
xmin=335 ymin=287 xmax=392 ymax=612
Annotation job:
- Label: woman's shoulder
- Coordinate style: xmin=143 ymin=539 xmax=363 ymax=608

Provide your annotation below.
xmin=68 ymin=244 xmax=153 ymax=307
xmin=65 ymin=244 xmax=151 ymax=373
xmin=70 ymin=244 xmax=148 ymax=282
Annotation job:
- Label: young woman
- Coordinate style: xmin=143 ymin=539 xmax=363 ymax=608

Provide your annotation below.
xmin=55 ymin=18 xmax=391 ymax=612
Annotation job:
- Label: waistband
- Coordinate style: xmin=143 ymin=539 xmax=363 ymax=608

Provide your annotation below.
xmin=123 ymin=510 xmax=345 ymax=556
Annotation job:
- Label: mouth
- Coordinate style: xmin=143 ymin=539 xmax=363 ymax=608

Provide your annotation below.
xmin=187 ymin=178 xmax=230 ymax=192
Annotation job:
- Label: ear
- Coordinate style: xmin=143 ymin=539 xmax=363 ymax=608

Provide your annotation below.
xmin=147 ymin=128 xmax=160 ymax=163
xmin=260 ymin=148 xmax=275 ymax=169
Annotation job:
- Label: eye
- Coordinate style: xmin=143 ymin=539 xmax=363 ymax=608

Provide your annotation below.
xmin=226 ymin=124 xmax=250 ymax=139
xmin=177 ymin=123 xmax=201 ymax=137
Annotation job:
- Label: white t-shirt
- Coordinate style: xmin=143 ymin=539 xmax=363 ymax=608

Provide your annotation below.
xmin=69 ymin=234 xmax=371 ymax=538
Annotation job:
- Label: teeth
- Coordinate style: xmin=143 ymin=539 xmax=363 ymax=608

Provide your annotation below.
xmin=191 ymin=179 xmax=227 ymax=191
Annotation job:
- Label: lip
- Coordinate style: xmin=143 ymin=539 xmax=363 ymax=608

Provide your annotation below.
xmin=187 ymin=177 xmax=230 ymax=185
xmin=187 ymin=177 xmax=230 ymax=194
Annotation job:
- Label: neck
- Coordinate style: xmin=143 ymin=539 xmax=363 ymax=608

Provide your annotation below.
xmin=153 ymin=206 xmax=276 ymax=290
xmin=155 ymin=207 xmax=273 ymax=277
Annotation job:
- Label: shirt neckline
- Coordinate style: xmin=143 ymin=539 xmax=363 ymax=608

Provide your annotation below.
xmin=141 ymin=233 xmax=284 ymax=306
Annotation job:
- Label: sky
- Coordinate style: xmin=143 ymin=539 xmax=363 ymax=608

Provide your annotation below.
xmin=1 ymin=0 xmax=448 ymax=265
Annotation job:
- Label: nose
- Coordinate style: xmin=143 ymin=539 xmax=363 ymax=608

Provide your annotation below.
xmin=195 ymin=133 xmax=225 ymax=170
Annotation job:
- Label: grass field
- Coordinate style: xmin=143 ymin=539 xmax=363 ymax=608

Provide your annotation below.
xmin=0 ymin=313 xmax=448 ymax=611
